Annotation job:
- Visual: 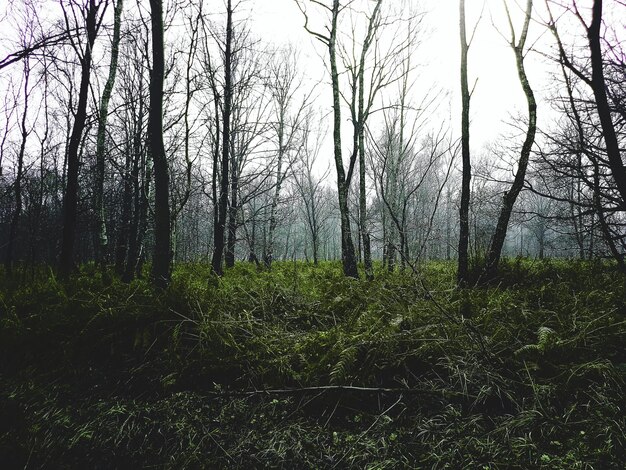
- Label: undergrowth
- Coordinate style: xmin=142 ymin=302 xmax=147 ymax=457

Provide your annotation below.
xmin=0 ymin=259 xmax=624 ymax=468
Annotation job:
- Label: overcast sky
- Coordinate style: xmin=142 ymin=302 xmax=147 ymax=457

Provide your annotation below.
xmin=244 ymin=0 xmax=556 ymax=152
xmin=0 ymin=0 xmax=602 ymax=167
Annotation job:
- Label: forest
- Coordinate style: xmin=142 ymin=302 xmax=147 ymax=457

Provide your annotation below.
xmin=0 ymin=0 xmax=625 ymax=468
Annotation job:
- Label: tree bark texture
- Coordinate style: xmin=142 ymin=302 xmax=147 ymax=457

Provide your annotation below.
xmin=95 ymin=0 xmax=123 ymax=267
xmin=330 ymin=0 xmax=358 ymax=278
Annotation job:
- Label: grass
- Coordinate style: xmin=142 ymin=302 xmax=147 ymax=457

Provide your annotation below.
xmin=0 ymin=259 xmax=625 ymax=468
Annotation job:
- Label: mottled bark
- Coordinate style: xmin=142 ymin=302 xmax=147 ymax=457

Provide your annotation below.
xmin=95 ymin=0 xmax=123 ymax=267
xmin=330 ymin=1 xmax=358 ymax=278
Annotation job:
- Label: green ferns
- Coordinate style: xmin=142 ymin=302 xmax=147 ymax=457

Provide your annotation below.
xmin=1 ymin=260 xmax=626 ymax=468
xmin=515 ymin=325 xmax=559 ymax=357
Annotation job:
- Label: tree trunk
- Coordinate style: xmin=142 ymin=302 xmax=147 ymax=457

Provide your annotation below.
xmin=115 ymin=146 xmax=132 ymax=274
xmin=265 ymin=117 xmax=285 ymax=268
xmin=59 ymin=0 xmax=99 ymax=278
xmin=330 ymin=0 xmax=358 ymax=278
xmin=5 ymin=58 xmax=31 ymax=276
xmin=211 ymin=0 xmax=233 ymax=276
xmin=148 ymin=0 xmax=171 ymax=288
xmin=94 ymin=0 xmax=123 ymax=268
xmin=592 ymin=157 xmax=626 ymax=272
xmin=356 ymin=0 xmax=381 ymax=281
xmin=225 ymin=160 xmax=238 ymax=268
xmin=587 ymin=0 xmax=626 ymax=208
xmin=122 ymin=136 xmax=143 ymax=282
xmin=457 ymin=0 xmax=471 ymax=287
xmin=359 ymin=96 xmax=373 ymax=280
xmin=484 ymin=0 xmax=536 ymax=280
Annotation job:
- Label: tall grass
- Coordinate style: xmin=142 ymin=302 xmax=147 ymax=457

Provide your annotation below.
xmin=1 ymin=259 xmax=624 ymax=468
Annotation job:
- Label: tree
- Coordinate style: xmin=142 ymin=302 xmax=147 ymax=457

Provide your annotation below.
xmin=59 ymin=0 xmax=106 ymax=278
xmin=115 ymin=21 xmax=151 ymax=283
xmin=94 ymin=0 xmax=123 ymax=269
xmin=264 ymin=48 xmax=309 ymax=268
xmin=148 ymin=0 xmax=171 ymax=288
xmin=297 ymin=0 xmax=358 ymax=278
xmin=342 ymin=0 xmax=382 ymax=280
xmin=225 ymin=34 xmax=272 ymax=269
xmin=483 ymin=0 xmax=536 ymax=280
xmin=457 ymin=0 xmax=472 ymax=286
xmin=210 ymin=0 xmax=233 ymax=276
xmin=292 ymin=113 xmax=330 ymax=265
xmin=4 ymin=57 xmax=32 ymax=276
xmin=541 ymin=0 xmax=626 ymax=265
xmin=586 ymin=0 xmax=626 ymax=208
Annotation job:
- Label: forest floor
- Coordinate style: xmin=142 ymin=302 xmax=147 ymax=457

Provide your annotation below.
xmin=0 ymin=259 xmax=625 ymax=469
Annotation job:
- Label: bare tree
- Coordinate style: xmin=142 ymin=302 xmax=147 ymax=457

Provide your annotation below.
xmin=483 ymin=0 xmax=537 ymax=280
xmin=457 ymin=0 xmax=472 ymax=286
xmin=4 ymin=57 xmax=32 ymax=276
xmin=264 ymin=48 xmax=309 ymax=268
xmin=292 ymin=113 xmax=330 ymax=265
xmin=210 ymin=0 xmax=233 ymax=276
xmin=94 ymin=0 xmax=123 ymax=268
xmin=540 ymin=0 xmax=626 ymax=265
xmin=148 ymin=0 xmax=171 ymax=288
xmin=59 ymin=0 xmax=107 ymax=278
xmin=297 ymin=0 xmax=358 ymax=278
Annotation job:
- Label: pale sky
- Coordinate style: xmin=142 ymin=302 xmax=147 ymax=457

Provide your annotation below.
xmin=245 ymin=0 xmax=556 ymax=153
xmin=0 ymin=0 xmax=593 ymax=170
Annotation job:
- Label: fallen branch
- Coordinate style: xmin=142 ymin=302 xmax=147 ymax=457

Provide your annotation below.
xmin=203 ymin=385 xmax=472 ymax=399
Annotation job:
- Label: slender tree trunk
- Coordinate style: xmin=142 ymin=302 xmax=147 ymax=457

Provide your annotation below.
xmin=359 ymin=106 xmax=372 ymax=280
xmin=211 ymin=0 xmax=233 ymax=276
xmin=211 ymin=93 xmax=220 ymax=261
xmin=115 ymin=146 xmax=133 ymax=274
xmin=122 ymin=80 xmax=145 ymax=282
xmin=357 ymin=0 xmax=381 ymax=281
xmin=312 ymin=227 xmax=319 ymax=265
xmin=592 ymin=158 xmax=626 ymax=272
xmin=5 ymin=58 xmax=30 ymax=276
xmin=248 ymin=208 xmax=259 ymax=264
xmin=60 ymin=0 xmax=99 ymax=279
xmin=225 ymin=159 xmax=238 ymax=268
xmin=122 ymin=138 xmax=143 ymax=282
xmin=95 ymin=0 xmax=123 ymax=267
xmin=457 ymin=0 xmax=471 ymax=286
xmin=329 ymin=0 xmax=358 ymax=278
xmin=31 ymin=63 xmax=50 ymax=269
xmin=135 ymin=154 xmax=151 ymax=278
xmin=265 ymin=119 xmax=285 ymax=268
xmin=148 ymin=0 xmax=171 ymax=288
xmin=484 ymin=0 xmax=536 ymax=280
